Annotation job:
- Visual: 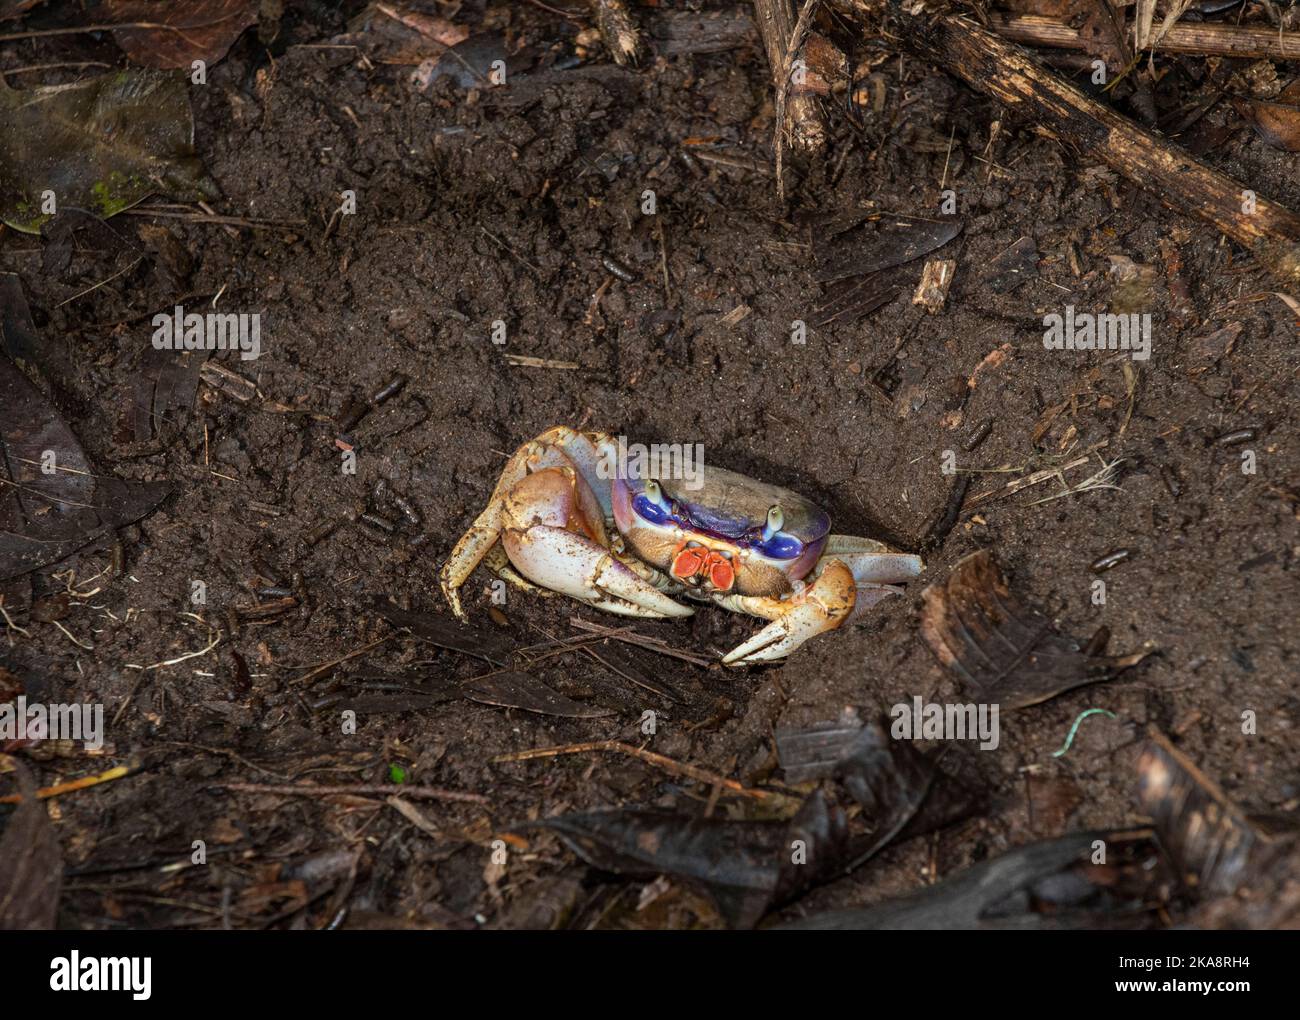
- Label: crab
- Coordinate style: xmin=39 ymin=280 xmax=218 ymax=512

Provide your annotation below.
xmin=439 ymin=427 xmax=924 ymax=666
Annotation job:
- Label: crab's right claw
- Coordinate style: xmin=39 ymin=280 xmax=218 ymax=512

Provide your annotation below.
xmin=721 ymin=559 xmax=857 ymax=666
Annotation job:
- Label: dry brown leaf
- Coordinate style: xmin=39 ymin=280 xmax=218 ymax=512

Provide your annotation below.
xmin=920 ymin=549 xmax=1151 ymax=710
xmin=107 ymin=0 xmax=259 ymax=69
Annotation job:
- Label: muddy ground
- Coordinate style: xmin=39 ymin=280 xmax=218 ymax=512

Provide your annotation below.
xmin=1 ymin=2 xmax=1297 ymax=929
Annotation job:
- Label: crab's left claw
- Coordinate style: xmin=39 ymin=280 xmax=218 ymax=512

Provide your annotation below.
xmin=721 ymin=559 xmax=862 ymax=666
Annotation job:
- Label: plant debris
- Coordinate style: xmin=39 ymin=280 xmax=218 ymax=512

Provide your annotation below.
xmin=105 ymin=0 xmax=260 ymax=69
xmin=0 ymin=69 xmax=217 ymax=233
xmin=919 ymin=549 xmax=1152 ymax=710
xmin=815 ymin=214 xmax=963 ymax=285
xmin=780 ymin=829 xmax=1166 ymax=929
xmin=0 ymin=761 xmax=62 ymax=929
xmin=0 ymin=276 xmax=171 ymax=579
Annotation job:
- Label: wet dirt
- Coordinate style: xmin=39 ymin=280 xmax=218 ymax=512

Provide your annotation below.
xmin=1 ymin=3 xmax=1297 ymax=928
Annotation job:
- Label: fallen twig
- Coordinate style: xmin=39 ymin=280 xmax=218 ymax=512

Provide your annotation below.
xmin=757 ymin=0 xmax=826 ymax=196
xmin=290 ymin=634 xmax=398 ymax=685
xmin=502 ymin=355 xmax=580 ymax=369
xmin=492 ymin=739 xmax=788 ymax=803
xmin=216 ymin=781 xmax=488 ymax=805
xmin=568 ymin=616 xmax=714 ymax=667
xmin=992 ymin=13 xmax=1300 ymax=62
xmin=0 ymin=761 xmax=136 ymax=805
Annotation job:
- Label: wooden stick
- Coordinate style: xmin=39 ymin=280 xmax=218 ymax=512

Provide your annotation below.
xmin=492 ymin=740 xmax=791 ymax=803
xmin=991 ymin=13 xmax=1300 ymax=62
xmin=0 ymin=762 xmax=134 ymax=804
xmin=832 ymin=2 xmax=1300 ymax=287
xmin=752 ymin=0 xmax=827 ymax=157
xmin=592 ymin=0 xmax=643 ymax=65
xmin=215 ymin=781 xmax=488 ymax=805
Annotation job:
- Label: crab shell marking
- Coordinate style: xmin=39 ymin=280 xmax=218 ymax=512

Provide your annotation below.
xmin=612 ymin=466 xmax=828 ymax=600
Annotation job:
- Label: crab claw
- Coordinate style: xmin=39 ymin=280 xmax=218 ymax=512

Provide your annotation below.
xmin=721 ymin=558 xmax=858 ymax=666
xmin=503 ymin=526 xmax=693 ymax=619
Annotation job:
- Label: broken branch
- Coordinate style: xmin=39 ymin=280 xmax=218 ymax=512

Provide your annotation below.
xmin=992 ymin=13 xmax=1300 ymax=63
xmin=833 ymin=2 xmax=1300 ymax=287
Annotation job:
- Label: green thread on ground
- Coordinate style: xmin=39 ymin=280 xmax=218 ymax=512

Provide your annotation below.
xmin=1051 ymin=708 xmax=1117 ymax=758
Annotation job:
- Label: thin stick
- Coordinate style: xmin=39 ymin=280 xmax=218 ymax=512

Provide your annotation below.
xmin=502 ymin=355 xmax=579 ymax=369
xmin=290 ymin=634 xmax=398 ymax=685
xmin=492 ymin=740 xmax=784 ymax=802
xmin=215 ymin=781 xmax=488 ymax=805
xmin=55 ymin=257 xmax=142 ymax=308
xmin=0 ymin=762 xmax=134 ymax=805
xmin=0 ymin=61 xmax=113 ymax=76
xmin=568 ymin=617 xmax=714 ymax=666
xmin=0 ymin=22 xmax=198 ymax=43
xmin=122 ymin=208 xmax=306 ymax=232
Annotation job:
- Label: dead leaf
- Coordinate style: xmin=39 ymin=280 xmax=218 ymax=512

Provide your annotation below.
xmin=529 ymin=712 xmax=978 ymax=927
xmin=1232 ymin=80 xmax=1300 ymax=152
xmin=777 ymin=712 xmax=981 ymax=867
xmin=0 ymin=70 xmax=218 ymax=233
xmin=107 ymin=0 xmax=259 ymax=69
xmin=919 ymin=550 xmax=1151 ymax=710
xmin=528 ymin=791 xmax=850 ymax=929
xmin=1137 ymin=728 xmax=1266 ymax=896
xmin=780 ymin=830 xmax=1164 ymax=929
xmin=369 ymin=2 xmax=468 ymax=60
xmin=0 ymin=762 xmax=63 ymax=929
xmin=374 ymin=602 xmax=513 ymax=665
xmin=816 ymin=215 xmax=963 ymax=284
xmin=0 ymin=0 xmax=45 ymax=22
xmin=0 ymin=276 xmax=172 ymax=580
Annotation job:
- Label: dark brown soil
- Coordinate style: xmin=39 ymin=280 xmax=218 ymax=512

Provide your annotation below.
xmin=1 ymin=1 xmax=1297 ymax=929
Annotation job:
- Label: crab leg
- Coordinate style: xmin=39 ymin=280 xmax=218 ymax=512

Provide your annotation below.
xmin=824 ymin=534 xmax=925 ymax=585
xmin=439 ymin=441 xmax=539 ymax=619
xmin=718 ymin=557 xmax=857 ymax=666
xmin=503 ymin=526 xmax=693 ymax=619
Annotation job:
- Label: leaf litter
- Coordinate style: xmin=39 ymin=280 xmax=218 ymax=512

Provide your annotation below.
xmin=0 ymin=68 xmax=218 ymax=233
xmin=0 ymin=275 xmax=170 ymax=580
xmin=919 ymin=549 xmax=1152 ymax=710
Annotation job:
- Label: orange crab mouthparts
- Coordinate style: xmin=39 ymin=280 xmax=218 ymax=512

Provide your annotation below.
xmin=670 ymin=546 xmax=736 ymax=592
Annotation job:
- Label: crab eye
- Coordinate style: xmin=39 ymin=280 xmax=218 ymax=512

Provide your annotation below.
xmin=756 ymin=505 xmax=800 ymax=559
xmin=762 ymin=505 xmax=784 ymax=542
xmin=632 ymin=480 xmax=673 ymax=526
